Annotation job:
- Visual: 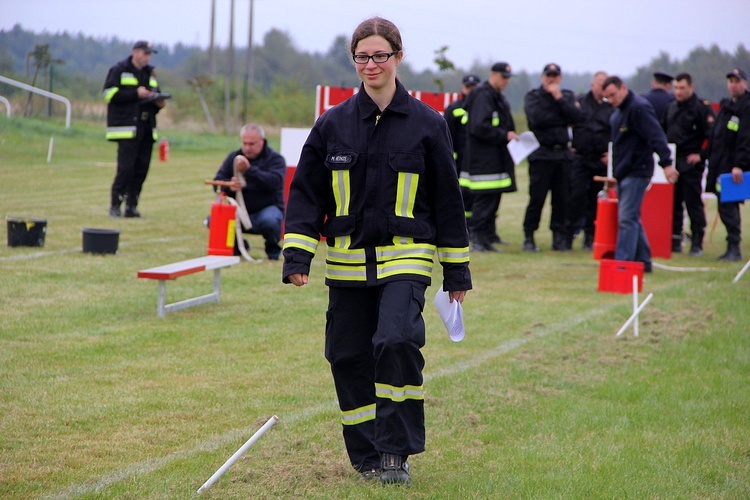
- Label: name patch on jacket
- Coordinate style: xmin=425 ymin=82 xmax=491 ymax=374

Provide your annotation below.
xmin=327 ymin=154 xmax=354 ymax=164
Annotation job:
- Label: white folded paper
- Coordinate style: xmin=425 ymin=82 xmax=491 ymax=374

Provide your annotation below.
xmin=507 ymin=131 xmax=540 ymax=165
xmin=433 ymin=285 xmax=465 ymax=342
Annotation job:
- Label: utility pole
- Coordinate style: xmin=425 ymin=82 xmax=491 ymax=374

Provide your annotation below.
xmin=208 ymin=0 xmax=216 ymax=76
xmin=241 ymin=0 xmax=254 ymax=124
xmin=225 ymin=0 xmax=235 ymax=134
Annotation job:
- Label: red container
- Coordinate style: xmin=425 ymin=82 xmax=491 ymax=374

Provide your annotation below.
xmin=207 ymin=195 xmax=236 ymax=256
xmin=593 ymin=196 xmax=618 ymax=260
xmin=159 ymin=139 xmax=169 ymax=162
xmin=598 ymin=259 xmax=644 ymax=294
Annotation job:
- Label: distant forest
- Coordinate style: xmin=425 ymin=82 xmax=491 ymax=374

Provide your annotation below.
xmin=1 ymin=24 xmax=749 ymax=130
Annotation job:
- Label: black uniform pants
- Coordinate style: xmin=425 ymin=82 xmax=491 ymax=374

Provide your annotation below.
xmin=567 ymin=156 xmax=606 ymax=238
xmin=111 ymin=127 xmax=154 ymax=207
xmin=325 ymin=281 xmax=426 ymax=472
xmin=717 ymin=194 xmax=742 ymax=245
xmin=672 ymin=158 xmax=706 ymax=243
xmin=523 ymin=158 xmax=570 ymax=235
xmin=469 ymin=190 xmax=501 ymax=244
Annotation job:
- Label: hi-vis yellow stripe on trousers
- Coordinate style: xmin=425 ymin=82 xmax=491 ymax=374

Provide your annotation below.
xmin=341 ymin=403 xmax=376 ymax=426
xmin=375 ymin=382 xmax=424 ymax=402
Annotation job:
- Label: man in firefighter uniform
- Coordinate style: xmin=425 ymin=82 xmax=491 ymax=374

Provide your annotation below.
xmin=523 ymin=63 xmax=584 ymax=251
xmin=443 ymin=74 xmax=480 ymax=221
xmin=462 ymin=62 xmax=518 ymax=252
xmin=282 ymin=17 xmax=471 ymax=486
xmin=103 ymin=40 xmax=166 ymax=218
xmin=663 ymin=72 xmax=715 ymax=256
xmin=706 ymin=67 xmax=750 ymax=262
xmin=568 ymin=71 xmax=612 ymax=250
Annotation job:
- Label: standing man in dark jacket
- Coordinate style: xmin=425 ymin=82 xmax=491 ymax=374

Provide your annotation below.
xmin=602 ymin=76 xmax=677 ymax=271
xmin=213 ymin=124 xmax=287 ymax=260
xmin=103 ymin=40 xmax=166 ymax=218
xmin=444 ymin=74 xmax=480 ymax=222
xmin=705 ymin=67 xmax=750 ymax=262
xmin=663 ymin=72 xmax=715 ymax=255
xmin=463 ymin=62 xmax=517 ymax=252
xmin=642 ymin=71 xmax=675 ymax=124
xmin=522 ymin=63 xmax=584 ymax=251
xmin=568 ymin=71 xmax=613 ymax=250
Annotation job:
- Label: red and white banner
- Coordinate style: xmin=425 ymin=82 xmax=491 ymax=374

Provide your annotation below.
xmin=315 ymin=85 xmax=458 ymax=120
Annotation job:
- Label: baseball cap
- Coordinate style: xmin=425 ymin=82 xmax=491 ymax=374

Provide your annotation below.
xmin=653 ymin=71 xmax=674 ymax=83
xmin=462 ymin=74 xmax=481 ymax=86
xmin=133 ymin=40 xmax=158 ymax=54
xmin=491 ymin=62 xmax=512 ymax=78
xmin=726 ymin=67 xmax=748 ymax=81
xmin=543 ymin=63 xmax=561 ymax=76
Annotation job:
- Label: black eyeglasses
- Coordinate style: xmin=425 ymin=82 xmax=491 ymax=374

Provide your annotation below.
xmin=352 ymin=51 xmax=398 ymax=65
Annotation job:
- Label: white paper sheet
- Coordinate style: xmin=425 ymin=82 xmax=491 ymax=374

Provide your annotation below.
xmin=433 ymin=285 xmax=465 ymax=342
xmin=507 ymin=131 xmax=540 ymax=166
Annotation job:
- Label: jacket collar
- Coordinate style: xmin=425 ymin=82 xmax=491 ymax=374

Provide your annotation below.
xmin=357 ymin=79 xmax=410 ymax=120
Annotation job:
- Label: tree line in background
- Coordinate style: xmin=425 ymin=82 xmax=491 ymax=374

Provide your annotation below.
xmin=1 ymin=24 xmax=749 ymax=132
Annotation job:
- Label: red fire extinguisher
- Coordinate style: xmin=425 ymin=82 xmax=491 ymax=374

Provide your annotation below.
xmin=159 ymin=138 xmax=169 ymax=162
xmin=207 ymin=193 xmax=236 ymax=256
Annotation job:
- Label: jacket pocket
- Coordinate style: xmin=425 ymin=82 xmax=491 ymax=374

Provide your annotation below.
xmin=387 ymin=214 xmax=435 ymax=240
xmin=388 ymin=152 xmax=425 ymax=174
xmin=321 ymin=215 xmax=355 ymax=238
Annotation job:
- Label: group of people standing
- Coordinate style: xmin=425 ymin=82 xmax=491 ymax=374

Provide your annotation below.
xmin=445 ymin=63 xmax=750 ymax=266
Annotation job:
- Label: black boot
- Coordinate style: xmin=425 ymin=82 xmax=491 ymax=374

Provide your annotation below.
xmin=689 ymin=232 xmax=704 ymax=256
xmin=552 ymin=232 xmax=570 ymax=251
xmin=583 ymin=232 xmax=594 ymax=251
xmin=124 ymin=194 xmax=141 ymax=218
xmin=523 ymin=233 xmax=539 ymax=252
xmin=109 ymin=193 xmax=122 ymax=218
xmin=380 ymin=453 xmax=411 ymax=486
xmin=718 ymin=243 xmax=742 ymax=262
xmin=672 ymin=235 xmax=683 ymax=253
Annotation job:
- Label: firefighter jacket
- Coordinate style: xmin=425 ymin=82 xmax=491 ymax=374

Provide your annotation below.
xmin=282 ymin=80 xmax=472 ymax=292
xmin=572 ymin=91 xmax=613 ymax=157
xmin=443 ymin=94 xmax=469 ymax=174
xmin=706 ymin=91 xmax=750 ymax=194
xmin=609 ymin=90 xmax=672 ymax=182
xmin=664 ymin=93 xmax=715 ymax=163
xmin=213 ymin=141 xmax=287 ymax=214
xmin=525 ymin=86 xmax=584 ymax=161
xmin=462 ymin=81 xmax=517 ymax=193
xmin=103 ymin=56 xmax=162 ymax=141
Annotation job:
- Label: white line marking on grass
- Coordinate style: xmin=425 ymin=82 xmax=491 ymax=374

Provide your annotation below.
xmin=51 ymin=304 xmax=613 ymax=498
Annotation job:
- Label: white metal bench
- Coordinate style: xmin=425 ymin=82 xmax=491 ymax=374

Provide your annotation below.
xmin=137 ymin=255 xmax=240 ymax=317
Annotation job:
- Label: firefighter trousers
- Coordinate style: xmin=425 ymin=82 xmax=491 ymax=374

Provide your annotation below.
xmin=325 ymin=281 xmax=427 ymax=472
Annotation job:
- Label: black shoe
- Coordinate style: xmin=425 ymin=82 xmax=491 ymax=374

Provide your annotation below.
xmin=718 ymin=244 xmax=742 ymax=262
xmin=123 ymin=207 xmax=141 ymax=218
xmin=672 ymin=237 xmax=682 ymax=253
xmin=583 ymin=233 xmax=594 ymax=251
xmin=360 ymin=467 xmax=381 ymax=481
xmin=380 ymin=453 xmax=411 ymax=486
xmin=109 ymin=205 xmax=121 ymax=218
xmin=644 ymin=261 xmax=653 ymax=273
xmin=689 ymin=245 xmax=703 ymax=257
xmin=523 ymin=237 xmax=539 ymax=252
xmin=551 ymin=232 xmax=570 ymax=251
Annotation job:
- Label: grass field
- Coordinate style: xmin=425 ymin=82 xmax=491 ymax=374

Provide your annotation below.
xmin=1 ymin=117 xmax=749 ymax=499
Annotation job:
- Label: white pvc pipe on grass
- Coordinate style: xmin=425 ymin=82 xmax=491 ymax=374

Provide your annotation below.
xmin=616 ymin=293 xmax=654 ymax=338
xmin=197 ymin=415 xmax=279 ymax=493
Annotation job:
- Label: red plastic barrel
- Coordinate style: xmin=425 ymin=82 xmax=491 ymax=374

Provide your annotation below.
xmin=593 ymin=196 xmax=618 ymax=260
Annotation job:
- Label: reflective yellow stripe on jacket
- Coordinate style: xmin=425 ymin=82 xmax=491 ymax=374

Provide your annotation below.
xmin=467 ymin=172 xmax=512 ymax=191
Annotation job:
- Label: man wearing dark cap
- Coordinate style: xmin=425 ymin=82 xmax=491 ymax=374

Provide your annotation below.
xmin=522 ymin=63 xmax=584 ymax=252
xmin=663 ymin=72 xmax=716 ymax=256
xmin=705 ymin=67 xmax=750 ymax=261
xmin=642 ymin=71 xmax=675 ymax=123
xmin=103 ymin=40 xmax=167 ymax=217
xmin=444 ymin=74 xmax=481 ymax=222
xmin=462 ymin=62 xmax=518 ymax=252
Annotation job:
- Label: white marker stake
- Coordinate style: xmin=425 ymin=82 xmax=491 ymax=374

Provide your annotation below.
xmin=632 ymin=275 xmax=639 ymax=337
xmin=47 ymin=136 xmax=54 ymax=163
xmin=616 ymin=293 xmax=654 ymax=337
xmin=197 ymin=415 xmax=279 ymax=494
xmin=732 ymin=258 xmax=750 ymax=284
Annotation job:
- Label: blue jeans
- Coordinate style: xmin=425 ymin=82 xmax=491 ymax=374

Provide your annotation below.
xmin=615 ymin=176 xmax=651 ymax=266
xmin=245 ymin=205 xmax=284 ymax=259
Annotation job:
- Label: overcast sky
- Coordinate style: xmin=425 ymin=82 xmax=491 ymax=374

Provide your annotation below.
xmin=4 ymin=0 xmax=749 ymax=77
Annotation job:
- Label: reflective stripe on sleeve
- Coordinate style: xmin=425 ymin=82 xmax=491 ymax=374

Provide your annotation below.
xmin=468 ymin=172 xmax=512 ymax=190
xmin=438 ymin=246 xmax=470 ymax=264
xmin=341 ymin=404 xmax=376 ymax=426
xmin=375 ymin=383 xmax=424 ymax=402
xmin=283 ymin=233 xmax=319 ymax=254
xmin=103 ymin=87 xmax=119 ymax=103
